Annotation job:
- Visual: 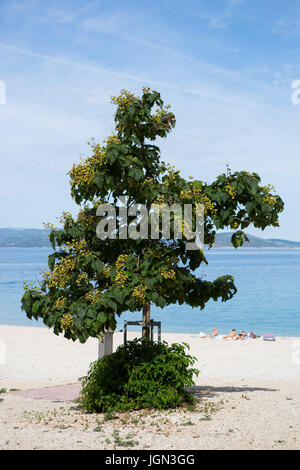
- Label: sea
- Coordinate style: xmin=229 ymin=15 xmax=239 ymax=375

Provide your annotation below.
xmin=0 ymin=247 xmax=300 ymax=337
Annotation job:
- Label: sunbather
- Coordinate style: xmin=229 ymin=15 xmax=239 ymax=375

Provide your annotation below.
xmin=199 ymin=327 xmax=218 ymax=338
xmin=223 ymin=328 xmax=237 ymax=339
xmin=234 ymin=331 xmax=247 ymax=340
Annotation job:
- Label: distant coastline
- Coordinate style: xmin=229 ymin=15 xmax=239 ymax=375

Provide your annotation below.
xmin=1 ymin=228 xmax=300 ymax=249
xmin=209 ymin=246 xmax=300 ymax=250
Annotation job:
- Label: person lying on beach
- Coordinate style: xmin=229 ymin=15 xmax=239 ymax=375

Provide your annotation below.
xmin=223 ymin=329 xmax=237 ymax=339
xmin=199 ymin=328 xmax=218 ymax=338
xmin=234 ymin=331 xmax=247 ymax=340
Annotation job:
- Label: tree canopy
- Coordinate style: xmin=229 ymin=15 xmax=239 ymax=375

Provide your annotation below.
xmin=21 ymin=87 xmax=284 ymax=343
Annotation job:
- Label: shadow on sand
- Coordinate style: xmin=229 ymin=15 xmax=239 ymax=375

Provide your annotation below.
xmin=189 ymin=385 xmax=278 ymax=400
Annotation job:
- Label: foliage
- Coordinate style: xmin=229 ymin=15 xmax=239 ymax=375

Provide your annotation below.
xmin=21 ymin=87 xmax=284 ymax=342
xmin=77 ymin=338 xmax=199 ymax=412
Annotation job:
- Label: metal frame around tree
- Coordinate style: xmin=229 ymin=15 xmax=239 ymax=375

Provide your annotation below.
xmin=123 ymin=320 xmax=161 ymax=344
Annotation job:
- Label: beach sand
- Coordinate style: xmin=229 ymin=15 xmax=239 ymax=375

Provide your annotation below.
xmin=0 ymin=324 xmax=299 ymax=450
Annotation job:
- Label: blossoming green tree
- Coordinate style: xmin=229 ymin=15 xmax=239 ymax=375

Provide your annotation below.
xmin=21 ymin=88 xmax=284 ymax=343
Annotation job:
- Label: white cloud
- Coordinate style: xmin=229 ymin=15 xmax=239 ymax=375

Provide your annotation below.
xmin=198 ymin=0 xmax=245 ymax=30
xmin=273 ymin=17 xmax=300 ymax=35
xmin=38 ymin=1 xmax=98 ymax=24
xmin=82 ymin=11 xmax=134 ymax=34
xmin=0 ymin=43 xmax=273 ymax=110
xmin=226 ymin=47 xmax=240 ymax=53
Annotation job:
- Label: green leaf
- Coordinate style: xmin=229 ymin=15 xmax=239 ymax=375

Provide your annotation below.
xmin=92 ymin=260 xmax=104 ymax=273
xmin=156 ymin=296 xmax=166 ymax=308
xmin=97 ymin=311 xmax=107 ymax=323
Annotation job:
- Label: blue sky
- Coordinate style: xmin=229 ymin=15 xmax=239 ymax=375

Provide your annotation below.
xmin=1 ymin=0 xmax=300 ymax=240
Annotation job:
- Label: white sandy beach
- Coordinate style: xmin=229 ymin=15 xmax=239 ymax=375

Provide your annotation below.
xmin=0 ymin=324 xmax=300 ymax=450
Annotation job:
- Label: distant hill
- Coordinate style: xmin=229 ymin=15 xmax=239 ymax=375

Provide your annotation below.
xmin=0 ymin=228 xmax=51 ymax=247
xmin=212 ymin=232 xmax=300 ymax=249
xmin=0 ymin=228 xmax=300 ymax=249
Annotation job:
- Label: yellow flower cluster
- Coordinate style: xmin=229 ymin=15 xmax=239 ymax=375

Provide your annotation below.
xmin=85 ymin=290 xmax=100 ymax=304
xmin=102 ymin=265 xmax=111 ymax=278
xmin=111 ymin=89 xmax=136 ymax=109
xmin=76 ymin=272 xmax=88 ymax=285
xmin=103 ymin=134 xmax=121 ymax=146
xmin=58 ymin=212 xmax=73 ymax=225
xmin=70 ymin=160 xmax=96 ymax=186
xmin=142 ymin=86 xmax=151 ymax=94
xmin=60 ymin=313 xmax=73 ymax=330
xmin=45 ymin=256 xmax=76 ymax=288
xmin=43 ymin=222 xmax=55 ymax=230
xmin=152 ymin=105 xmax=171 ymax=125
xmin=200 ymin=194 xmax=216 ymax=214
xmin=132 ymin=285 xmax=147 ymax=304
xmin=152 ymin=195 xmax=166 ymax=213
xmin=263 ymin=195 xmax=276 ymax=206
xmin=23 ymin=281 xmax=41 ymax=291
xmin=56 ymin=297 xmax=66 ymax=309
xmin=69 ymin=143 xmax=107 ymax=189
xmin=226 ymin=184 xmax=237 ymax=199
xmin=116 ymin=254 xmax=129 ymax=271
xmin=263 ymin=184 xmax=275 ymax=192
xmin=262 ymin=185 xmax=276 ymax=206
xmin=77 ymin=210 xmax=87 ymax=221
xmin=115 ymin=271 xmax=128 ymax=288
xmin=163 ymin=168 xmax=180 ymax=187
xmin=88 ymin=143 xmax=107 ymax=166
xmin=114 ymin=254 xmax=130 ymax=287
xmin=41 ymin=241 xmax=92 ymax=290
xmin=160 ymin=269 xmax=176 ymax=280
xmin=180 ymin=185 xmax=202 ymax=200
xmin=144 ymin=176 xmax=156 ymax=185
xmin=180 ymin=185 xmax=216 ymax=215
xmin=77 ymin=211 xmax=98 ymax=229
xmin=66 ymin=239 xmax=91 ymax=256
xmin=70 ymin=133 xmax=122 ymax=188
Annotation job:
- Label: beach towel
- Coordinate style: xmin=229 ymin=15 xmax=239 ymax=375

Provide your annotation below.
xmin=215 ymin=334 xmax=224 ymax=340
xmin=263 ymin=333 xmax=275 ymax=341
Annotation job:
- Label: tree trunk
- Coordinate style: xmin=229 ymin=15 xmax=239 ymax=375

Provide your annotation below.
xmin=142 ymin=302 xmax=151 ymax=338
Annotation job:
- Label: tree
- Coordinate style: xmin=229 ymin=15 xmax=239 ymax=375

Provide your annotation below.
xmin=21 ymin=88 xmax=284 ymax=343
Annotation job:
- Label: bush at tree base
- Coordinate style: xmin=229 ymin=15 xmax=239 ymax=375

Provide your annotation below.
xmin=78 ymin=338 xmax=199 ymax=412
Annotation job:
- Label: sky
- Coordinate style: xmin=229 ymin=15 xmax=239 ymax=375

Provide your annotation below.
xmin=0 ymin=0 xmax=300 ymax=240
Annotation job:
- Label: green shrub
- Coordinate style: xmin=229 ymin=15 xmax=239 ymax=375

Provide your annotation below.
xmin=78 ymin=338 xmax=199 ymax=412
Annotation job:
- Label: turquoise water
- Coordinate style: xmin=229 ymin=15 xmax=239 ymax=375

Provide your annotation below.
xmin=0 ymin=247 xmax=299 ymax=337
